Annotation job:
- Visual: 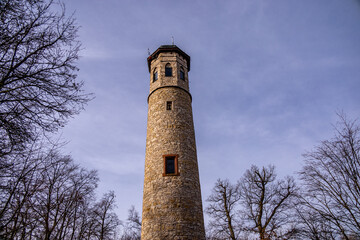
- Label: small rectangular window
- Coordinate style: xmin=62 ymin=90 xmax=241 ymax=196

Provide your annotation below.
xmin=180 ymin=70 xmax=185 ymax=80
xmin=153 ymin=72 xmax=158 ymax=81
xmin=165 ymin=67 xmax=172 ymax=76
xmin=166 ymin=101 xmax=172 ymax=110
xmin=163 ymin=154 xmax=179 ymax=176
xmin=165 ymin=157 xmax=175 ymax=174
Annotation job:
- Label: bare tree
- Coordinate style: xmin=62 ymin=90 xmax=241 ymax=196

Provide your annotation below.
xmin=0 ymin=0 xmax=92 ymax=156
xmin=34 ymin=154 xmax=98 ymax=240
xmin=294 ymin=204 xmax=337 ymax=240
xmin=239 ymin=165 xmax=298 ymax=240
xmin=0 ymin=142 xmax=118 ymax=240
xmin=299 ymin=115 xmax=360 ymax=239
xmin=206 ymin=179 xmax=241 ymax=240
xmin=120 ymin=205 xmax=141 ymax=240
xmin=92 ymin=191 xmax=121 ymax=240
xmin=0 ymin=138 xmax=62 ymax=239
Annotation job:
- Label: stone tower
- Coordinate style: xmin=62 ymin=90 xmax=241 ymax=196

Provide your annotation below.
xmin=141 ymin=45 xmax=206 ymax=239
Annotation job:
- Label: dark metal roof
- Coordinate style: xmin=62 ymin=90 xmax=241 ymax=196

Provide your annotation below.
xmin=147 ymin=45 xmax=191 ymax=72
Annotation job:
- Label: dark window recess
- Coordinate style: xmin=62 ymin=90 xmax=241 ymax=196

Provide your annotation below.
xmin=180 ymin=70 xmax=185 ymax=80
xmin=165 ymin=157 xmax=175 ymax=174
xmin=165 ymin=64 xmax=172 ymax=76
xmin=166 ymin=101 xmax=172 ymax=110
xmin=153 ymin=71 xmax=158 ymax=81
xmin=163 ymin=154 xmax=179 ymax=176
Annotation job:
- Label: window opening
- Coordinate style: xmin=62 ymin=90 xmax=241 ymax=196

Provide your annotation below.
xmin=166 ymin=101 xmax=172 ymax=110
xmin=163 ymin=155 xmax=179 ymax=176
xmin=166 ymin=157 xmax=175 ymax=174
xmin=180 ymin=68 xmax=185 ymax=80
xmin=153 ymin=69 xmax=158 ymax=82
xmin=165 ymin=63 xmax=172 ymax=76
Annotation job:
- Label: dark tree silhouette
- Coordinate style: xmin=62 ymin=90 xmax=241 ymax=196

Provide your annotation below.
xmin=299 ymin=115 xmax=360 ymax=239
xmin=120 ymin=205 xmax=141 ymax=240
xmin=0 ymin=140 xmax=45 ymax=238
xmin=239 ymin=165 xmax=298 ymax=240
xmin=0 ymin=1 xmax=124 ymax=239
xmin=206 ymin=179 xmax=241 ymax=240
xmin=294 ymin=205 xmax=337 ymax=240
xmin=0 ymin=142 xmax=123 ymax=239
xmin=92 ymin=191 xmax=121 ymax=240
xmin=0 ymin=143 xmax=102 ymax=239
xmin=0 ymin=0 xmax=92 ymax=156
xmin=205 ymin=166 xmax=298 ymax=240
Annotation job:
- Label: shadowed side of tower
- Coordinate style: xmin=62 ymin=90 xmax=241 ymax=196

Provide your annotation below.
xmin=141 ymin=45 xmax=206 ymax=239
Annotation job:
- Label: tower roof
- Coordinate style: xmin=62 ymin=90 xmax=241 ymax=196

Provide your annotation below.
xmin=147 ymin=45 xmax=191 ymax=72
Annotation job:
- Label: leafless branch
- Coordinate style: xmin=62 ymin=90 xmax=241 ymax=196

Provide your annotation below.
xmin=0 ymin=0 xmax=93 ymax=156
xmin=299 ymin=114 xmax=360 ymax=239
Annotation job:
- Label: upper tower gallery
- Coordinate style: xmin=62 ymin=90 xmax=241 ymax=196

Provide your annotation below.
xmin=147 ymin=45 xmax=191 ymax=96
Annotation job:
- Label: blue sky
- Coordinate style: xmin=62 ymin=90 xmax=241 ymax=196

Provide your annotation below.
xmin=61 ymin=0 xmax=360 ymax=222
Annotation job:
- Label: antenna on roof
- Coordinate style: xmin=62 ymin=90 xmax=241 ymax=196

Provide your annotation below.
xmin=171 ymin=36 xmax=174 ymax=45
xmin=147 ymin=48 xmax=150 ymax=56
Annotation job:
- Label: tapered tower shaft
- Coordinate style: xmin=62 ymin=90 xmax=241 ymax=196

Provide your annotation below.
xmin=141 ymin=45 xmax=205 ymax=239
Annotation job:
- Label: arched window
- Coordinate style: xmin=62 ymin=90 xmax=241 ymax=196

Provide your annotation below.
xmin=165 ymin=63 xmax=172 ymax=77
xmin=180 ymin=67 xmax=185 ymax=81
xmin=153 ymin=68 xmax=158 ymax=82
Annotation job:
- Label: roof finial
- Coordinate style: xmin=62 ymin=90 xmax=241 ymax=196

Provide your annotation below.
xmin=171 ymin=36 xmax=174 ymax=45
xmin=147 ymin=48 xmax=150 ymax=56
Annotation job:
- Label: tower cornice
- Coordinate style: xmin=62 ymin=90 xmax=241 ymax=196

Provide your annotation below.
xmin=147 ymin=45 xmax=191 ymax=72
xmin=147 ymin=85 xmax=192 ymax=103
